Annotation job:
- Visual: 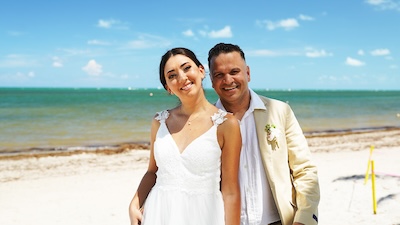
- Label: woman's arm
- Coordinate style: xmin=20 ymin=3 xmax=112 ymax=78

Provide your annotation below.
xmin=128 ymin=118 xmax=159 ymax=225
xmin=219 ymin=114 xmax=241 ymax=225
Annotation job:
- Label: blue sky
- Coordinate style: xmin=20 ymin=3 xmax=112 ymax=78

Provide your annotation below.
xmin=1 ymin=0 xmax=399 ymax=90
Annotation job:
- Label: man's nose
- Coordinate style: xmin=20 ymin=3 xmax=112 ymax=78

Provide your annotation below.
xmin=223 ymin=74 xmax=234 ymax=84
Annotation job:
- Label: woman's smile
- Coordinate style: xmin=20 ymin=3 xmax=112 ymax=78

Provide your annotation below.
xmin=180 ymin=82 xmax=193 ymax=91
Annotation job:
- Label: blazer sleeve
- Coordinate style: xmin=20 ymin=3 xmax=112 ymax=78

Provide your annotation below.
xmin=284 ymin=103 xmax=320 ymax=225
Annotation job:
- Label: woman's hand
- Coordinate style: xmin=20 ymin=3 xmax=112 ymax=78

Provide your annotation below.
xmin=129 ymin=206 xmax=143 ymax=225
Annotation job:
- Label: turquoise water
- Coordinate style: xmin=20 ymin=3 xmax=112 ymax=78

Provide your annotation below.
xmin=1 ymin=88 xmax=399 ymax=153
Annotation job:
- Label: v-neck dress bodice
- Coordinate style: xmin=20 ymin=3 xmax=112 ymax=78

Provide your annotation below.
xmin=141 ymin=109 xmax=228 ymax=225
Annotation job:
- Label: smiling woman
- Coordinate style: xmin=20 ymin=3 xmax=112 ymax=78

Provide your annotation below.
xmin=128 ymin=47 xmax=242 ymax=225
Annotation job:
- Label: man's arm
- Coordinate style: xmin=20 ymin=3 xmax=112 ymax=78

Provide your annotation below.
xmin=285 ymin=105 xmax=320 ymax=225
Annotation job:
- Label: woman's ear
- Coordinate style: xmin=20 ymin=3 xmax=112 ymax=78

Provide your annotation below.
xmin=199 ymin=65 xmax=206 ymax=80
xmin=165 ymin=86 xmax=173 ymax=95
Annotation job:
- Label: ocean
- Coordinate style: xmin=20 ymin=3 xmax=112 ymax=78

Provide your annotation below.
xmin=1 ymin=88 xmax=399 ymax=154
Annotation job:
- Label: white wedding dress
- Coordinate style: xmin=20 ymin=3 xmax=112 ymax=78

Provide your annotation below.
xmin=141 ymin=109 xmax=227 ymax=225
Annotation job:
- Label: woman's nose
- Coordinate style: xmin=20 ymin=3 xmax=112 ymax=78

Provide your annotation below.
xmin=178 ymin=71 xmax=188 ymax=82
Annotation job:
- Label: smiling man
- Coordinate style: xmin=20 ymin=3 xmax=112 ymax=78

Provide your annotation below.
xmin=208 ymin=43 xmax=320 ymax=225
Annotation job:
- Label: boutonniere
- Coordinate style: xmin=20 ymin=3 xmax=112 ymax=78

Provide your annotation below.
xmin=265 ymin=124 xmax=281 ymax=149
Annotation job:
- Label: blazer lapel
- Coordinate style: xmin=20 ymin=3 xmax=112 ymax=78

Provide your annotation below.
xmin=254 ymin=108 xmax=271 ymax=164
xmin=254 ymin=101 xmax=277 ymax=190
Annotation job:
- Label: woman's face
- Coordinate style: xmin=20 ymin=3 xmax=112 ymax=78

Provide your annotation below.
xmin=164 ymin=54 xmax=205 ymax=98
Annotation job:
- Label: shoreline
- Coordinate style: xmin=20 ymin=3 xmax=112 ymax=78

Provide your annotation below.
xmin=1 ymin=126 xmax=399 ymax=160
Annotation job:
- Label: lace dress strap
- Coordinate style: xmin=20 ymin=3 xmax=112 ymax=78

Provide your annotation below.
xmin=211 ymin=109 xmax=228 ymax=126
xmin=155 ymin=110 xmax=169 ymax=123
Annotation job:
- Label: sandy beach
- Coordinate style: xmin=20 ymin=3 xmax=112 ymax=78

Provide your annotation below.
xmin=1 ymin=129 xmax=400 ymax=225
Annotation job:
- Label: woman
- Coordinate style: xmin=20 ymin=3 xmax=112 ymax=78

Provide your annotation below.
xmin=128 ymin=47 xmax=241 ymax=225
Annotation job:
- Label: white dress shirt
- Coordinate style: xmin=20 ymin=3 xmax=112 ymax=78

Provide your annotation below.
xmin=216 ymin=89 xmax=280 ymax=225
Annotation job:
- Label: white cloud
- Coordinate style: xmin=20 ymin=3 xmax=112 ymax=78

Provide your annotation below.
xmin=82 ymin=60 xmax=103 ymax=76
xmin=365 ymin=0 xmax=400 ymax=11
xmin=198 ymin=30 xmax=207 ymax=37
xmin=120 ymin=74 xmax=129 ymax=79
xmin=98 ymin=19 xmax=117 ymax=28
xmin=366 ymin=0 xmax=386 ymax=5
xmin=247 ymin=49 xmax=280 ymax=57
xmin=128 ymin=40 xmax=152 ymax=49
xmin=9 ymin=71 xmax=36 ymax=80
xmin=370 ymin=48 xmax=390 ymax=56
xmin=87 ymin=39 xmax=110 ymax=45
xmin=358 ymin=50 xmax=365 ymax=55
xmin=59 ymin=48 xmax=91 ymax=56
xmin=97 ymin=19 xmax=128 ymax=29
xmin=27 ymin=71 xmax=35 ymax=77
xmin=208 ymin=26 xmax=233 ymax=38
xmin=182 ymin=29 xmax=195 ymax=37
xmin=52 ymin=62 xmax=63 ymax=67
xmin=126 ymin=34 xmax=171 ymax=49
xmin=346 ymin=57 xmax=365 ymax=66
xmin=305 ymin=49 xmax=333 ymax=58
xmin=52 ymin=57 xmax=63 ymax=67
xmin=299 ymin=14 xmax=314 ymax=21
xmin=389 ymin=64 xmax=398 ymax=69
xmin=0 ymin=54 xmax=37 ymax=67
xmin=257 ymin=18 xmax=299 ymax=31
xmin=246 ymin=49 xmax=301 ymax=57
xmin=279 ymin=19 xmax=299 ymax=30
xmin=318 ymin=75 xmax=351 ymax=82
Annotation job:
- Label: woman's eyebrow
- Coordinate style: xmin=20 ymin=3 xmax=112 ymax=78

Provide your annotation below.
xmin=180 ymin=62 xmax=190 ymax=68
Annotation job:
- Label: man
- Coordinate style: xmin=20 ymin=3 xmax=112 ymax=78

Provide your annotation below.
xmin=208 ymin=43 xmax=320 ymax=225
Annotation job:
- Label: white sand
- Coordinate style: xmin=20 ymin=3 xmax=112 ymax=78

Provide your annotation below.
xmin=1 ymin=129 xmax=399 ymax=225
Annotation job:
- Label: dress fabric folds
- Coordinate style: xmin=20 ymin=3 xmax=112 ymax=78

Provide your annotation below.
xmin=142 ymin=110 xmax=227 ymax=225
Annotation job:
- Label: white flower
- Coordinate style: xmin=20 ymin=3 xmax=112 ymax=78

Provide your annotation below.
xmin=265 ymin=124 xmax=281 ymax=148
xmin=211 ymin=109 xmax=227 ymax=125
xmin=155 ymin=110 xmax=169 ymax=121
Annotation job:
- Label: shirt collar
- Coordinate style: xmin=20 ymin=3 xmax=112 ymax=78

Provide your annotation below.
xmin=249 ymin=88 xmax=267 ymax=111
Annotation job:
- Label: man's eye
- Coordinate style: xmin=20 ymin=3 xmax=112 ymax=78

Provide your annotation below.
xmin=231 ymin=70 xmax=240 ymax=75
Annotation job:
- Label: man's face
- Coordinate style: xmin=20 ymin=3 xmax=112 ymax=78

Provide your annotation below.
xmin=209 ymin=51 xmax=250 ymax=104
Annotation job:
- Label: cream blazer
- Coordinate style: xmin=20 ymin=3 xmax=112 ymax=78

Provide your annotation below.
xmin=254 ymin=95 xmax=320 ymax=225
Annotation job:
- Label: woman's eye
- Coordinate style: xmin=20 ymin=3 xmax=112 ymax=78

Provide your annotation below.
xmin=184 ymin=65 xmax=191 ymax=71
xmin=168 ymin=74 xmax=176 ymax=79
